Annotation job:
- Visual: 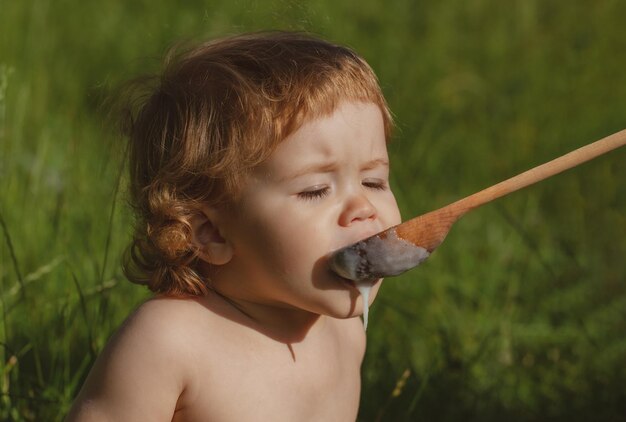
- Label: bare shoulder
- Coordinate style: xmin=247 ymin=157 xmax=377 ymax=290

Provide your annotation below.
xmin=66 ymin=296 xmax=216 ymax=421
xmin=129 ymin=295 xmax=217 ymax=336
xmin=107 ymin=296 xmax=215 ymax=365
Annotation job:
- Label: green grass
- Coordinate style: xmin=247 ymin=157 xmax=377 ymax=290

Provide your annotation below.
xmin=2 ymin=0 xmax=626 ymax=420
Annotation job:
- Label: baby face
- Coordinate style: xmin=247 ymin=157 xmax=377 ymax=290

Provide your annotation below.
xmin=215 ymin=101 xmax=401 ymax=319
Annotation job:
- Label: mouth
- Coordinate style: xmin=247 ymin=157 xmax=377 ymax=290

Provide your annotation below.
xmin=325 ymin=239 xmax=381 ymax=289
xmin=329 ymin=268 xmax=355 ymax=287
xmin=325 ymin=263 xmax=362 ymax=290
xmin=328 ymin=266 xmax=382 ymax=292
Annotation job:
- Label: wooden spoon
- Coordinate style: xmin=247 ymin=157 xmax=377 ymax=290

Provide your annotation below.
xmin=330 ymin=129 xmax=626 ymax=282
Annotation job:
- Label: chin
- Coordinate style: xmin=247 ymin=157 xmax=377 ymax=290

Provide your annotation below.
xmin=315 ymin=286 xmax=381 ymax=319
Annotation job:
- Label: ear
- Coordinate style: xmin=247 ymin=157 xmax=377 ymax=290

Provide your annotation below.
xmin=189 ymin=206 xmax=233 ymax=266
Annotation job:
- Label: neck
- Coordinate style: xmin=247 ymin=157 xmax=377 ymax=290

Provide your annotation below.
xmin=203 ymin=287 xmax=326 ymax=345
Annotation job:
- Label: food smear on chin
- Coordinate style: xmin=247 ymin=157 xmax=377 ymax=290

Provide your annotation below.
xmin=356 ymin=283 xmax=372 ymax=330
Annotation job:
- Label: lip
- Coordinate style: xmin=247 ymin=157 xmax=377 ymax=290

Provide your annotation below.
xmin=326 ymin=265 xmax=354 ymax=286
xmin=323 ymin=262 xmax=359 ymax=291
xmin=338 ymin=274 xmax=356 ymax=287
xmin=343 ymin=231 xmax=382 ymax=249
xmin=327 ymin=265 xmax=382 ymax=291
xmin=325 ymin=232 xmax=383 ymax=288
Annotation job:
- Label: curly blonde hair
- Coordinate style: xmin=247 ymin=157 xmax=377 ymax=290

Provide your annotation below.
xmin=120 ymin=31 xmax=393 ymax=296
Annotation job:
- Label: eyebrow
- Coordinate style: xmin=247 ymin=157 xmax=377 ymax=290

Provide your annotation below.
xmin=361 ymin=158 xmax=390 ymax=171
xmin=278 ymin=161 xmax=338 ymax=182
xmin=279 ymin=158 xmax=389 ymax=182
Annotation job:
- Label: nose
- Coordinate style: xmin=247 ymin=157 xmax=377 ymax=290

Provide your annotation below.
xmin=338 ymin=192 xmax=377 ymax=227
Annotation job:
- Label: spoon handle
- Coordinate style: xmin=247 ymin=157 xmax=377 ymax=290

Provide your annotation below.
xmin=395 ymin=128 xmax=626 ymax=251
xmin=446 ymin=128 xmax=626 ymax=218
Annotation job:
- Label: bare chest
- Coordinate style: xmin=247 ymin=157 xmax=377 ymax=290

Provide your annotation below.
xmin=173 ymin=339 xmax=362 ymax=422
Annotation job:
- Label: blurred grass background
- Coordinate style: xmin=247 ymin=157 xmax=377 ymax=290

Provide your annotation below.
xmin=1 ymin=0 xmax=625 ymax=420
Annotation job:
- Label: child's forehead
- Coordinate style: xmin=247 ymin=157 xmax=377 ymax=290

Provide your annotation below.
xmin=285 ymin=100 xmax=384 ymax=139
xmin=257 ymin=102 xmax=389 ymax=168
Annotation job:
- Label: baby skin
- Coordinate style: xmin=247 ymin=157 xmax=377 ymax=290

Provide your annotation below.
xmin=67 ymin=101 xmax=401 ymax=421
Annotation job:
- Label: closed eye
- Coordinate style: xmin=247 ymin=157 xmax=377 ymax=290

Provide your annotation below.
xmin=362 ymin=179 xmax=387 ymax=190
xmin=297 ymin=186 xmax=330 ymax=201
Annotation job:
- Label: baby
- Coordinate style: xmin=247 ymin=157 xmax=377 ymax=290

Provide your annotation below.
xmin=67 ymin=31 xmax=401 ymax=421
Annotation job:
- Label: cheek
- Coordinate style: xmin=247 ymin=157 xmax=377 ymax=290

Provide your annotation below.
xmin=379 ymin=193 xmax=402 ymax=227
xmin=270 ymin=217 xmax=332 ymax=263
xmin=234 ymin=203 xmax=329 ymax=272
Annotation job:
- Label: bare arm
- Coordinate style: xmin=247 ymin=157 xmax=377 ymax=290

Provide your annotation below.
xmin=66 ymin=300 xmax=189 ymax=421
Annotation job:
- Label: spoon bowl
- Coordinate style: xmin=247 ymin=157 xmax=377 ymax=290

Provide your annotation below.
xmin=330 ymin=129 xmax=626 ymax=282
